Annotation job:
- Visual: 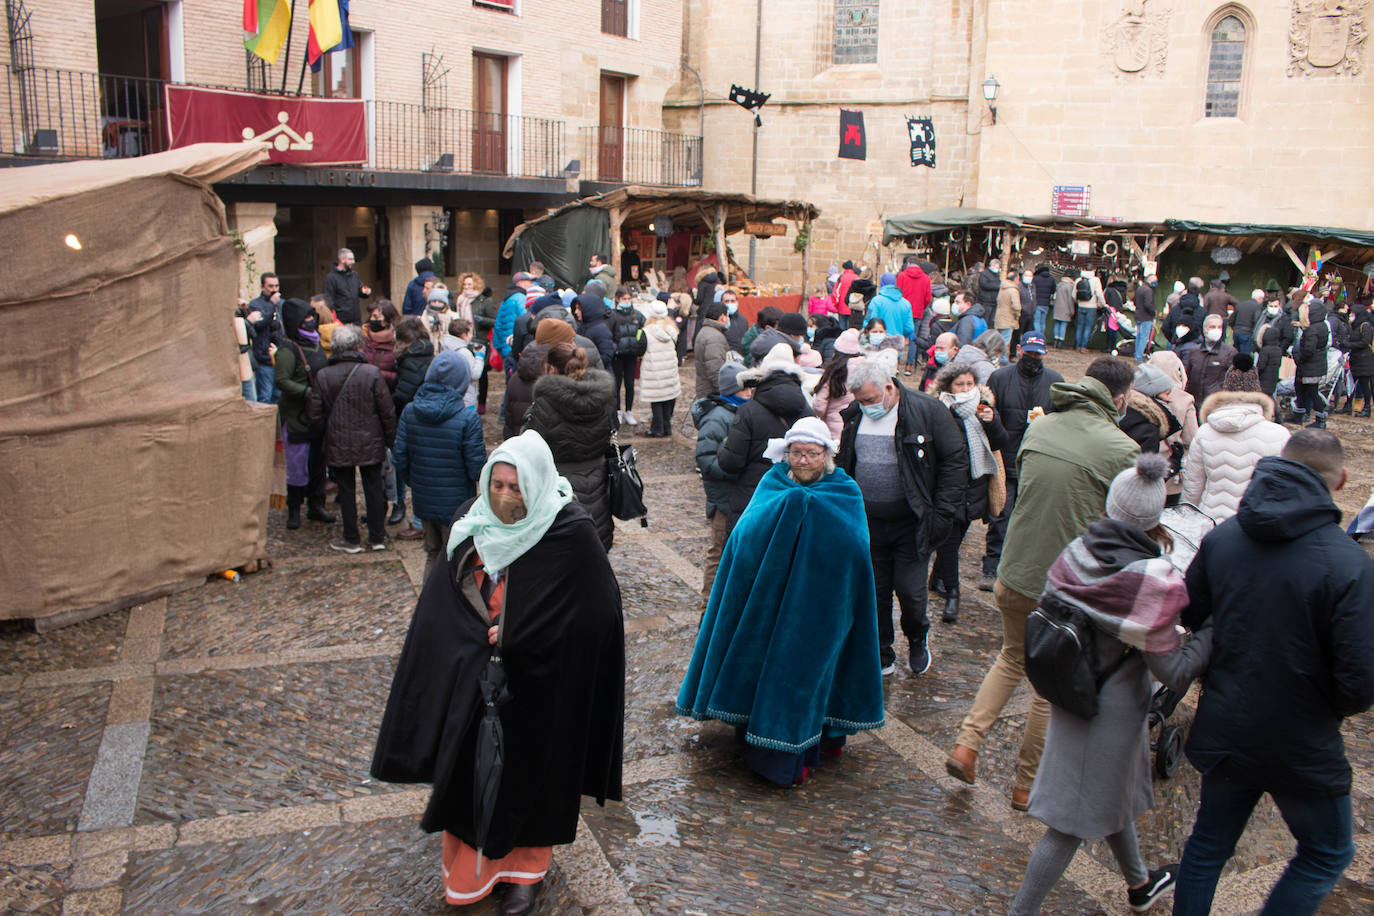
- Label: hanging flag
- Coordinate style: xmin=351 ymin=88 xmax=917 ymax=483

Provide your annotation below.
xmin=306 ymin=0 xmax=345 ymax=67
xmin=838 ymin=109 xmax=866 ymax=160
xmin=243 ymin=0 xmax=292 ymax=65
xmin=907 ymin=116 xmax=936 ymax=168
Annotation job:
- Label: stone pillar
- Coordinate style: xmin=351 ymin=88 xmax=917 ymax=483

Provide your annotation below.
xmin=226 ymin=203 xmax=277 ymax=300
xmin=386 ymin=205 xmax=434 ymax=304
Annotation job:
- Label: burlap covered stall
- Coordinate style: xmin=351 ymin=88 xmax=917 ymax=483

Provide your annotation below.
xmin=0 ymin=143 xmax=275 ymax=629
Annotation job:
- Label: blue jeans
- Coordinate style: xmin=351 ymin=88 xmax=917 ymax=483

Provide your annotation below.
xmin=998 ymin=328 xmax=1013 ymax=362
xmin=1033 ymin=306 xmax=1047 ymax=337
xmin=1053 ymin=319 xmax=1068 ymax=345
xmin=241 ymin=379 xmax=257 ymax=403
xmin=1174 ymin=772 xmax=1354 ymax=916
xmin=254 ymin=362 xmax=278 ymax=404
xmin=1075 ymin=308 xmax=1097 ymax=349
xmin=1234 ymin=332 xmax=1253 ymax=355
xmin=1134 ymin=320 xmax=1154 ymax=362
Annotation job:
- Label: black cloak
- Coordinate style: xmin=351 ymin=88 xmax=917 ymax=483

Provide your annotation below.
xmin=370 ymin=500 xmax=624 ymax=859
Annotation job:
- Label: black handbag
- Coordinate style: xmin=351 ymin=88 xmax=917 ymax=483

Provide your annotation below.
xmin=605 ymin=429 xmax=648 ymax=526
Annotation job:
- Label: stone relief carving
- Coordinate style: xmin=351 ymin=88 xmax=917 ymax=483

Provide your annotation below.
xmin=1289 ymin=0 xmax=1368 ymax=76
xmin=1105 ymin=0 xmax=1171 ymax=76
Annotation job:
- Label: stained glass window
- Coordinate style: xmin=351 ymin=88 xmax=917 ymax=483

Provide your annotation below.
xmin=834 ymin=1 xmax=879 ymax=65
xmin=1205 ymin=15 xmax=1245 ymax=118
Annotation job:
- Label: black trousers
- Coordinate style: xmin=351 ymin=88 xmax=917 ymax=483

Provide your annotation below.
xmin=867 ymin=513 xmax=931 ymax=666
xmin=287 ymin=439 xmax=329 ymax=508
xmin=332 ymin=463 xmax=386 ymax=545
xmin=982 ymin=475 xmax=1019 ymax=575
xmin=650 ymin=398 xmax=676 ymax=435
xmin=611 ymin=355 xmax=638 ymax=410
xmin=1295 ymin=381 xmax=1327 ymax=417
xmin=931 ymin=517 xmax=972 ymax=595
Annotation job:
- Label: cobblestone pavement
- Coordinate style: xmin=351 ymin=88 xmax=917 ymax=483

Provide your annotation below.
xmin=3 ymin=354 xmax=1373 ymax=915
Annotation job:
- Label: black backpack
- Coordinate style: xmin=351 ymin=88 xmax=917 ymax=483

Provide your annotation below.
xmin=1024 ymin=594 xmax=1132 ymax=719
xmin=1075 ymin=277 xmax=1094 ymax=302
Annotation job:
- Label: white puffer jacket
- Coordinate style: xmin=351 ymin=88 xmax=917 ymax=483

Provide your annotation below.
xmin=639 ymin=320 xmax=681 ymax=404
xmin=1181 ymin=391 xmax=1290 ymax=522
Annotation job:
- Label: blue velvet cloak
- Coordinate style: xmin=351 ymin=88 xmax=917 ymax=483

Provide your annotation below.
xmin=676 ymin=462 xmax=885 ymax=752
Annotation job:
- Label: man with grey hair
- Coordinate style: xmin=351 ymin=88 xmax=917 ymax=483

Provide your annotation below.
xmin=1230 ymin=288 xmax=1265 ymax=355
xmin=307 ymin=324 xmax=396 ymax=553
xmin=1185 ymin=314 xmax=1239 ymax=407
xmin=836 ymin=351 xmax=968 ymax=677
xmin=323 ymin=247 xmax=371 ymax=325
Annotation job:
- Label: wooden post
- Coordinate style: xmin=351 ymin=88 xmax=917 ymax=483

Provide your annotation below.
xmin=798 ymin=216 xmax=811 ymax=304
xmin=608 ymin=205 xmax=624 ymax=280
xmin=714 ymin=203 xmax=728 ymax=282
xmin=1000 ymin=230 xmax=1015 ymax=271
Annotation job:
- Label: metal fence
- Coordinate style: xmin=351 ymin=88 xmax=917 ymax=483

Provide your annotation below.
xmin=1 ymin=65 xmax=168 ymax=158
xmin=371 ymin=100 xmax=563 ymax=178
xmin=580 ymin=126 xmax=702 ymax=187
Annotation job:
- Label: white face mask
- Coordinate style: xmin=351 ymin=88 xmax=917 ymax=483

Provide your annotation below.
xmin=725 ymin=300 xmax=738 ymax=315
xmin=1205 ymin=328 xmax=1223 ymax=344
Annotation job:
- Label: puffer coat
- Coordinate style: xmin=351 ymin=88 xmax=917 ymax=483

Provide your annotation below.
xmin=503 ymin=344 xmax=549 ymax=440
xmin=307 ymin=351 xmax=397 ymax=468
xmin=640 ymin=320 xmax=681 ymax=404
xmin=391 ymin=338 xmax=435 ymax=415
xmin=1181 ymin=391 xmax=1290 ymax=522
xmin=1349 ymin=309 xmax=1374 ymax=377
xmin=525 ymin=369 xmax=616 ymax=549
xmin=393 ymin=381 xmax=486 ymax=523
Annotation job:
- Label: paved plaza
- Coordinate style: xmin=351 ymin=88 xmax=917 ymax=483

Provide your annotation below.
xmin=3 ymin=354 xmax=1373 ymax=915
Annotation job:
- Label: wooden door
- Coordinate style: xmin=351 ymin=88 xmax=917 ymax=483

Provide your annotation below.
xmin=474 ymin=53 xmax=507 ymax=174
xmin=598 ymin=73 xmax=624 ymax=181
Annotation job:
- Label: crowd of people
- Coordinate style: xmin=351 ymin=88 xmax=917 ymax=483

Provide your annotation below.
xmin=233 ymin=246 xmax=1372 ymax=914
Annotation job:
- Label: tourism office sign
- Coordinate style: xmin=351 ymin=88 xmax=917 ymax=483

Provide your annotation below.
xmin=164 ymin=85 xmax=367 ymax=166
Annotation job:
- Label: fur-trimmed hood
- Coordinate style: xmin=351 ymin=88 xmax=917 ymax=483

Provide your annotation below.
xmin=1127 ymin=389 xmax=1171 ymax=436
xmin=532 ymin=367 xmax=614 ymax=418
xmin=1199 ymin=390 xmax=1275 ymax=425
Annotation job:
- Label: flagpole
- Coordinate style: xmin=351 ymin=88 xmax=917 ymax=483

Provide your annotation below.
xmin=297 ymin=44 xmax=309 ymax=95
xmin=279 ymin=4 xmax=295 ymax=93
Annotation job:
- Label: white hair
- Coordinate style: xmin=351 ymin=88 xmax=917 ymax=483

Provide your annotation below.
xmin=331 ymin=323 xmax=365 ymax=352
xmin=846 ymin=350 xmax=898 ymax=392
xmin=1252 ymin=289 xmax=1265 ymax=301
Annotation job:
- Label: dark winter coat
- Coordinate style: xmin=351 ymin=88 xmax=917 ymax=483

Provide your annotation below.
xmin=749 ymin=327 xmax=801 ymax=365
xmin=716 ymin=366 xmax=814 ymax=521
xmin=835 ymin=380 xmax=970 ymax=554
xmin=1119 ymin=390 xmax=1180 ymax=457
xmin=503 ymin=344 xmax=548 ymax=439
xmin=1203 ymin=287 xmax=1238 ymax=318
xmin=391 ymin=338 xmax=436 ymax=415
xmin=1349 ymin=310 xmax=1374 ymax=377
xmin=723 ymin=311 xmax=748 ymax=352
xmin=1183 ymin=457 xmax=1374 ymax=798
xmin=951 ymin=303 xmax=987 ymax=346
xmin=472 ymin=292 xmax=499 ymax=337
xmin=577 ymin=294 xmax=617 ymax=370
xmin=401 ymin=270 xmax=436 ymax=316
xmin=1296 ymin=302 xmax=1331 ymax=380
xmin=1132 ymin=281 xmax=1157 ymax=322
xmin=986 ymin=360 xmax=1063 ymax=478
xmin=1255 ymin=335 xmax=1283 ymax=396
xmin=1032 ymin=266 xmax=1057 ymax=313
xmin=693 ymin=319 xmax=730 ymax=400
xmin=691 ymin=395 xmax=740 ymax=518
xmin=307 ymin=351 xmax=396 ymax=468
xmin=944 ymin=390 xmax=1008 ymax=523
xmin=1185 ymin=340 xmax=1240 ymax=406
xmin=322 ymin=266 xmax=368 ymax=325
xmin=975 ymin=268 xmax=1001 ymax=311
xmin=526 ymin=369 xmax=616 ymax=549
xmin=274 ymin=298 xmax=328 ymax=439
xmin=393 ymin=382 xmax=486 ymax=523
xmin=1230 ymin=296 xmax=1263 ymax=338
xmin=609 ymin=306 xmax=646 ymax=358
xmin=370 ymin=501 xmax=624 ymax=859
xmin=1327 ymin=312 xmax=1351 ymax=353
xmin=1164 ymin=297 xmax=1205 ymax=347
xmin=364 ymin=326 xmax=398 ymax=388
xmin=245 ymin=291 xmax=282 ymax=363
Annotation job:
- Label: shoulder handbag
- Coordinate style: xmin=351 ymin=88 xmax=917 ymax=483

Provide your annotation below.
xmin=605 ymin=427 xmax=648 ymax=527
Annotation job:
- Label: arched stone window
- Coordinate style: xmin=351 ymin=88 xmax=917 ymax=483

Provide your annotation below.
xmin=1204 ymin=12 xmax=1248 ymax=117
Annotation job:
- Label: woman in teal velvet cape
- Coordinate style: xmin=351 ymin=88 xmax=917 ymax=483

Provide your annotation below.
xmin=676 ymin=460 xmax=885 ymax=785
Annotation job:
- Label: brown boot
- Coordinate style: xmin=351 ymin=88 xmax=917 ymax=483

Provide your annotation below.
xmin=1011 ymin=787 xmax=1031 ymax=811
xmin=944 ymin=744 xmax=978 ymax=784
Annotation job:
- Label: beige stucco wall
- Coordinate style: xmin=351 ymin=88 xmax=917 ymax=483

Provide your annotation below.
xmin=975 ymin=0 xmax=1374 ymax=228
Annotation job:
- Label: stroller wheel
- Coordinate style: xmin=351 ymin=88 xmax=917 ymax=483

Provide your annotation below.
xmin=1156 ymin=724 xmax=1184 ymax=779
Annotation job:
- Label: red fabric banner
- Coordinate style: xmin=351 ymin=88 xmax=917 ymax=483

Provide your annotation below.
xmin=165 ymin=85 xmax=367 ymax=166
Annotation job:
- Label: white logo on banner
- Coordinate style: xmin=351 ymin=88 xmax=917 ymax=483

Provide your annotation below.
xmin=241 ymin=111 xmax=314 ymax=152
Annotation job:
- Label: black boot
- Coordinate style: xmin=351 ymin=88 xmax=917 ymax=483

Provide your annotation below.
xmin=387 ymin=499 xmax=406 ymax=526
xmin=1281 ymin=411 xmax=1305 ymax=425
xmin=1359 ymin=402 xmax=1371 ymax=418
xmin=286 ymin=485 xmax=303 ymax=530
xmin=928 ymin=573 xmax=950 ymax=598
xmin=941 ymin=591 xmax=960 ymax=624
xmin=306 ymin=498 xmax=337 ymax=524
xmin=1307 ymin=415 xmax=1327 ymax=429
xmin=1338 ymin=398 xmax=1354 ymax=415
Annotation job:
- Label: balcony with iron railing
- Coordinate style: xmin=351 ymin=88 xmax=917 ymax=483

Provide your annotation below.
xmin=1 ymin=65 xmax=704 ymax=189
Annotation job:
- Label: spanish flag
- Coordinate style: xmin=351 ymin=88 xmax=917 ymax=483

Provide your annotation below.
xmin=243 ymin=0 xmax=292 ymax=65
xmin=306 ymin=0 xmax=345 ymax=67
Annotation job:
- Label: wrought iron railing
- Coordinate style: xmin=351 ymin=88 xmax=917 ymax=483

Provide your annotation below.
xmin=580 ymin=125 xmax=702 ymax=187
xmin=370 ymin=100 xmax=563 ymax=178
xmin=1 ymin=65 xmax=168 ymax=158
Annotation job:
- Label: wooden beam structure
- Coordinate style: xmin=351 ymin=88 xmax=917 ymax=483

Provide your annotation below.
xmin=1279 ymin=240 xmax=1307 ymax=272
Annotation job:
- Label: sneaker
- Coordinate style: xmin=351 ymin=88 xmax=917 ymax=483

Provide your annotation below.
xmin=909 ymin=636 xmax=932 ymax=676
xmin=369 ymin=540 xmax=388 ymax=551
xmin=977 ymin=572 xmax=996 ymax=592
xmin=1128 ymin=866 xmax=1177 ymax=912
xmin=624 ymin=411 xmax=639 ymax=426
xmin=616 ymin=409 xmax=625 ymax=424
xmin=879 ymin=662 xmax=896 ymax=676
xmin=329 ymin=538 xmax=363 ymax=554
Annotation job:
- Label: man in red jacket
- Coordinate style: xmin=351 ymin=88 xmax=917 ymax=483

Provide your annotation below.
xmin=897 ymin=257 xmax=934 ymax=374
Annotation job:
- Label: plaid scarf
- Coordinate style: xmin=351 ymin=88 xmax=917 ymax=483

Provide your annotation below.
xmin=1043 ymin=519 xmax=1188 ymax=654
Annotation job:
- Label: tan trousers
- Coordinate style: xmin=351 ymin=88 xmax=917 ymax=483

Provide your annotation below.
xmin=955 ymin=579 xmax=1052 ymax=792
xmin=701 ymin=511 xmax=730 ymax=606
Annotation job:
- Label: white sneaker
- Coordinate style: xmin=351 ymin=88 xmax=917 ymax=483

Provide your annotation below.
xmin=624 ymin=411 xmax=639 ymax=426
xmin=616 ymin=410 xmax=626 ymax=424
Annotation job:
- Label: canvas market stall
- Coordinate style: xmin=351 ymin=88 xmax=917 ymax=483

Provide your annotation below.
xmin=0 ymin=143 xmax=277 ymax=629
xmin=503 ymin=186 xmax=819 ymax=321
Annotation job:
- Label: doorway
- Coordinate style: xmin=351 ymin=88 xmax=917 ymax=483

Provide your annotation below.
xmin=473 ymin=53 xmax=508 ymax=174
xmin=597 ymin=73 xmax=625 ymax=181
xmin=94 ymin=0 xmax=170 ymax=155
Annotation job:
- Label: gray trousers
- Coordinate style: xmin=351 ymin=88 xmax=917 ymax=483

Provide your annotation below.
xmin=1009 ymin=824 xmax=1148 ymax=915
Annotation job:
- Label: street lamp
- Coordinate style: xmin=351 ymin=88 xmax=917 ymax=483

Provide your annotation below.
xmin=982 ymin=75 xmax=1000 ymax=124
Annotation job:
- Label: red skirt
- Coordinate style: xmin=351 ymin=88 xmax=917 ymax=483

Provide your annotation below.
xmin=441 ymin=832 xmax=551 ymax=905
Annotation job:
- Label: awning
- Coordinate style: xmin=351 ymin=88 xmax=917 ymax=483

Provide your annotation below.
xmin=881 ymin=207 xmax=1023 ymax=245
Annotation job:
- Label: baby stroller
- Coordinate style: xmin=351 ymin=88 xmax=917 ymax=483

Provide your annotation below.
xmin=1274 ymin=346 xmax=1345 ymax=417
xmin=1146 ymin=503 xmax=1216 ymax=778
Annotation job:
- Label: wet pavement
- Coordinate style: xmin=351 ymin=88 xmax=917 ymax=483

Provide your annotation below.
xmin=2 ymin=355 xmax=1372 ymax=915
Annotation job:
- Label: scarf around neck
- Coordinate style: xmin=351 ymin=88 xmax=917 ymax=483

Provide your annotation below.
xmin=941 ymin=389 xmax=997 ymax=479
xmin=446 ymin=430 xmax=574 ymax=575
xmin=453 ymin=289 xmax=478 ymax=323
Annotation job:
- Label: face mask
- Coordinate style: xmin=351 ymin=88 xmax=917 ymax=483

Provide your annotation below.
xmin=725 ymin=300 xmax=738 ymax=315
xmin=806 ymin=327 xmax=816 ymax=340
xmin=861 ymin=398 xmax=893 ymax=420
xmin=616 ymin=300 xmax=632 ymax=310
xmin=932 ymin=300 xmax=952 ymax=318
xmin=368 ymin=319 xmax=386 ymax=332
xmin=1266 ymin=306 xmax=1280 ymax=316
xmin=866 ymin=333 xmax=883 ymax=347
xmin=990 ymin=266 xmax=999 ymax=274
xmin=490 ymin=490 xmax=527 ymax=525
xmin=300 ymin=315 xmax=319 ymax=333
xmin=1205 ymin=328 xmax=1222 ymax=344
xmin=933 ymin=350 xmax=950 ymax=365
xmin=941 ymin=388 xmax=978 ymax=407
xmin=1018 ymin=355 xmax=1042 ymax=376
xmin=1022 ymin=275 xmax=1033 ymax=285
xmin=298 ymin=329 xmax=320 ymax=344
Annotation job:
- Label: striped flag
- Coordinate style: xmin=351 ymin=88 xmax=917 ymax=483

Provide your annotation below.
xmin=243 ymin=0 xmax=292 ymax=65
xmin=306 ymin=0 xmax=345 ymax=67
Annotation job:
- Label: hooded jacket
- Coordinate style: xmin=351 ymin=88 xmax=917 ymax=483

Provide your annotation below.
xmin=693 ymin=319 xmax=730 ymax=400
xmin=503 ymin=344 xmax=549 ymax=439
xmin=640 ymin=320 xmax=682 ymax=404
xmin=896 ymin=264 xmax=933 ymax=319
xmin=1349 ymin=308 xmax=1374 ymax=377
xmin=525 ymin=368 xmax=616 ymax=549
xmin=1032 ymin=265 xmax=1057 ymax=313
xmin=393 ymin=355 xmax=486 ymax=523
xmin=589 ymin=263 xmax=618 ymax=299
xmin=306 ymin=350 xmax=397 ymax=468
xmin=867 ymin=284 xmax=916 ymax=339
xmin=986 ymin=359 xmax=1063 ymax=476
xmin=274 ymin=298 xmax=328 ymax=439
xmin=1053 ymin=276 xmax=1076 ymax=323
xmin=1181 ymin=391 xmax=1289 ymax=522
xmin=976 ymin=268 xmax=1001 ymax=310
xmin=995 ymin=278 xmax=1021 ymax=330
xmin=401 ymin=269 xmax=436 ymax=316
xmin=1183 ymin=457 xmax=1374 ymax=798
xmin=951 ymin=302 xmax=988 ymax=346
xmin=1164 ymin=296 xmax=1205 ymax=348
xmin=493 ymin=283 xmax=528 ymax=360
xmin=996 ymin=378 xmax=1139 ymax=600
xmin=716 ymin=365 xmax=814 ymax=521
xmin=1119 ymin=389 xmax=1180 ymax=457
xmin=1296 ymin=301 xmax=1332 ymax=380
xmin=577 ymin=293 xmax=617 ymax=370
xmin=391 ymin=337 xmax=436 ymax=415
xmin=692 ymin=395 xmax=740 ymax=518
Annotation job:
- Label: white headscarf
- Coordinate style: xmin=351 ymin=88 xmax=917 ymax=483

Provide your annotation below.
xmin=763 ymin=416 xmax=839 ymax=463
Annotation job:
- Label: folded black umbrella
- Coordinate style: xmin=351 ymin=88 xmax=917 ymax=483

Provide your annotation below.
xmin=472 ymin=650 xmax=512 ymax=877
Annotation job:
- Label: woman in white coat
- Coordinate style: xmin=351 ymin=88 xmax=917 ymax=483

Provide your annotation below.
xmin=1181 ymin=386 xmax=1290 ymax=522
xmin=639 ymin=300 xmax=681 ymax=437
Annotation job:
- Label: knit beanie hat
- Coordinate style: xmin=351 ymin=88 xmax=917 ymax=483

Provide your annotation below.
xmin=424 ymin=349 xmax=471 ymax=395
xmin=1133 ymin=364 xmax=1173 ymax=398
xmin=834 ymin=328 xmax=863 ymax=356
xmin=1222 ymin=353 xmax=1261 ymax=393
xmin=718 ymin=361 xmax=744 ymax=397
xmin=533 ymin=317 xmax=575 ymax=347
xmin=1106 ymin=454 xmax=1169 ymax=531
xmin=778 ymin=312 xmax=809 ymax=336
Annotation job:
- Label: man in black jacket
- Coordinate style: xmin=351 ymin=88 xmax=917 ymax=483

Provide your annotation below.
xmin=1285 ymin=298 xmax=1332 ymax=428
xmin=244 ymin=272 xmax=282 ymax=403
xmin=978 ymin=332 xmax=1062 ymax=589
xmin=1164 ymin=281 xmax=1205 ymax=356
xmin=716 ymin=349 xmax=813 ymax=528
xmin=1132 ymin=273 xmax=1158 ymax=363
xmin=836 ymin=352 xmax=968 ymax=676
xmin=322 ymin=247 xmax=371 ymax=325
xmin=1174 ymin=431 xmax=1374 ymax=916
